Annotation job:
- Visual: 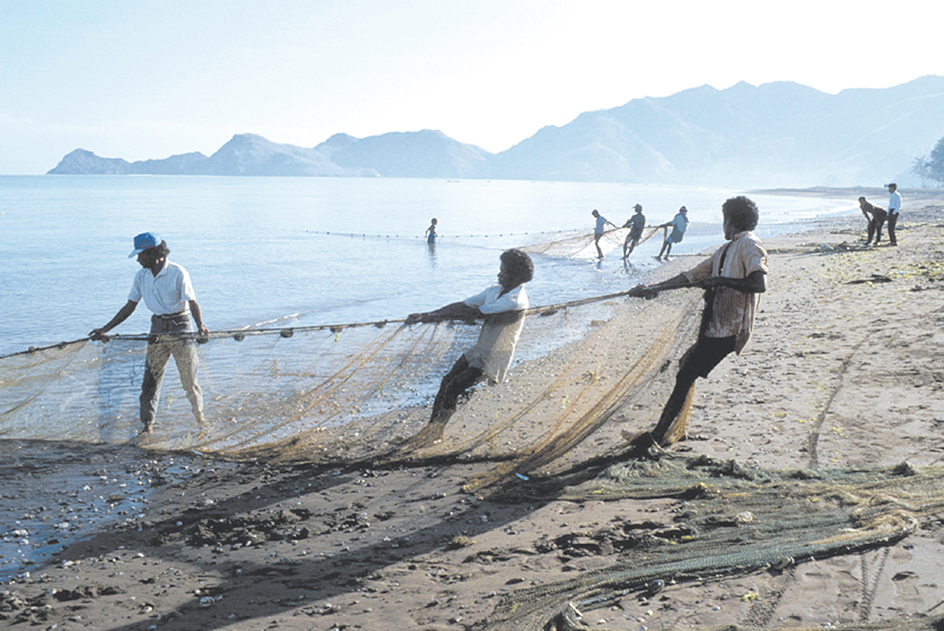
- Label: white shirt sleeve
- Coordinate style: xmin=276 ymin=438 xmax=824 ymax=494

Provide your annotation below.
xmin=464 ymin=284 xmax=528 ymax=314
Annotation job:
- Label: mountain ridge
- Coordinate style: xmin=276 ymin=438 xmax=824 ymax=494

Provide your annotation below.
xmin=47 ymin=76 xmax=944 ymax=187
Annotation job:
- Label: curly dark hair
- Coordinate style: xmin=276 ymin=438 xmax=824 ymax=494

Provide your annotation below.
xmin=139 ymin=240 xmax=170 ymax=263
xmin=500 ymin=248 xmax=534 ymax=285
xmin=722 ymin=196 xmax=759 ymax=232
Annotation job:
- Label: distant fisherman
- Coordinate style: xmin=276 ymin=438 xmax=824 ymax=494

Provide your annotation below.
xmin=622 ymin=204 xmax=646 ymax=259
xmin=426 ymin=218 xmax=438 ymax=245
xmin=625 ymin=196 xmax=768 ymax=455
xmin=656 ymin=206 xmax=689 ymax=261
xmin=858 ymin=196 xmax=887 ymax=246
xmin=592 ymin=209 xmax=617 ymax=259
xmin=886 ymin=183 xmax=901 ymax=246
xmin=90 ymin=233 xmax=209 ymax=437
xmin=403 ymin=249 xmax=533 ymax=448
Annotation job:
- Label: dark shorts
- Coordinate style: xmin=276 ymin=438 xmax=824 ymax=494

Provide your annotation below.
xmin=680 ymin=335 xmax=737 ymax=379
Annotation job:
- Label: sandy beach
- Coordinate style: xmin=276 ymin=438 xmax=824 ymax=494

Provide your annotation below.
xmin=3 ymin=191 xmax=944 ymax=631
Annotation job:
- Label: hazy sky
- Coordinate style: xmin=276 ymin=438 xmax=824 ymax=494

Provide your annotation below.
xmin=2 ymin=0 xmax=942 ymax=174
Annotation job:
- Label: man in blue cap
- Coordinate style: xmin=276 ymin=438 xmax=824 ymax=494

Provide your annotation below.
xmin=90 ymin=233 xmax=209 ymax=436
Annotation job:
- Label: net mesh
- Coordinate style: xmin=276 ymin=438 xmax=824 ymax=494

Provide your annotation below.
xmin=520 ymin=226 xmax=663 ymax=258
xmin=0 ymin=288 xmax=701 ymax=476
xmin=477 ymin=455 xmax=944 ymax=631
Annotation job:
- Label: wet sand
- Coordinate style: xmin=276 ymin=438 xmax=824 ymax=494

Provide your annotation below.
xmin=2 ymin=194 xmax=944 ymax=630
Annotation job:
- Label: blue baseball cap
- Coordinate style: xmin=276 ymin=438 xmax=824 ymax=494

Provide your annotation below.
xmin=129 ymin=232 xmax=162 ymax=258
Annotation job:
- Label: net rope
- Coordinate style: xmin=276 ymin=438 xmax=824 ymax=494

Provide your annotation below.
xmin=0 ymin=267 xmax=700 ymax=475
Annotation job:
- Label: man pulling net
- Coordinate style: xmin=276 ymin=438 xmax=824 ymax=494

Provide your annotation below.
xmin=625 ymin=196 xmax=768 ymax=454
xmin=402 ymin=249 xmax=534 ymax=449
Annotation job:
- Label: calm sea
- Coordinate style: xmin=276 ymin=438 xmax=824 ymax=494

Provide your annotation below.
xmin=0 ymin=176 xmax=856 ymax=356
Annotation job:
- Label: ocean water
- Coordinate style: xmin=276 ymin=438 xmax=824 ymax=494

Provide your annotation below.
xmin=0 ymin=175 xmax=857 ymax=356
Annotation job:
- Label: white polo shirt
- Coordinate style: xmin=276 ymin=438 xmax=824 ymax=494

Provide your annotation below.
xmin=128 ymin=261 xmax=196 ymax=316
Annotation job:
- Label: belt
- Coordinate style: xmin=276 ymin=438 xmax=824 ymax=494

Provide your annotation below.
xmin=153 ymin=311 xmax=190 ymax=320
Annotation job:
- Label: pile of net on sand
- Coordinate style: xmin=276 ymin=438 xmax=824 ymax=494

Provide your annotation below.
xmin=477 ymin=454 xmax=944 ymax=631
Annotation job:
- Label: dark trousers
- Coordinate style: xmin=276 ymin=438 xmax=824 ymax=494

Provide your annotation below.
xmin=867 ymin=216 xmax=885 ymax=244
xmin=650 ymin=335 xmax=736 ymax=445
xmin=429 ymin=354 xmax=485 ymax=427
xmin=886 ymin=212 xmax=899 ymax=245
xmin=141 ymin=314 xmax=204 ymax=429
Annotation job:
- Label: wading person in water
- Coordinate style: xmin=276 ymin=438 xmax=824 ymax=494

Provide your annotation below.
xmin=90 ymin=233 xmax=209 ymax=436
xmin=625 ymin=196 xmax=768 ymax=455
xmin=403 ymin=249 xmax=533 ymax=448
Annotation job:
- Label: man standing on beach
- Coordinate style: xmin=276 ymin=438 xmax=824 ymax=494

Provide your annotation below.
xmin=625 ymin=196 xmax=767 ymax=453
xmin=656 ymin=206 xmax=689 ymax=261
xmin=403 ymin=249 xmax=533 ymax=449
xmin=886 ymin=183 xmax=902 ymax=246
xmin=90 ymin=233 xmax=209 ymax=436
xmin=858 ymin=196 xmax=887 ymax=245
xmin=622 ymin=204 xmax=647 ymax=259
xmin=592 ymin=209 xmax=617 ymax=259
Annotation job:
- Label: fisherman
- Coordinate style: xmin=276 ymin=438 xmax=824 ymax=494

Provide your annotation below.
xmin=656 ymin=206 xmax=689 ymax=261
xmin=886 ymin=183 xmax=902 ymax=246
xmin=622 ymin=204 xmax=647 ymax=259
xmin=625 ymin=196 xmax=767 ymax=454
xmin=425 ymin=217 xmax=438 ymax=245
xmin=858 ymin=196 xmax=887 ymax=246
xmin=403 ymin=249 xmax=533 ymax=448
xmin=90 ymin=232 xmax=209 ymax=436
xmin=592 ymin=209 xmax=617 ymax=259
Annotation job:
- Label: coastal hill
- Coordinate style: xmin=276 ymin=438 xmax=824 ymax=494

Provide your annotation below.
xmin=48 ymin=75 xmax=944 ymax=187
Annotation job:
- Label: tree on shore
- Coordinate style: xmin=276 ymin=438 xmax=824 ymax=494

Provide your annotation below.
xmin=930 ymin=136 xmax=944 ymax=187
xmin=911 ymin=156 xmax=932 ymax=187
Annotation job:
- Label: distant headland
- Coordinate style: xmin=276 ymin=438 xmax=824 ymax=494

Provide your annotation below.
xmin=48 ymin=76 xmax=944 ymax=188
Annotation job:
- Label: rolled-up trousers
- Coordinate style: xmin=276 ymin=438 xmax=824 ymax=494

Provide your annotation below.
xmin=140 ymin=313 xmax=204 ymax=429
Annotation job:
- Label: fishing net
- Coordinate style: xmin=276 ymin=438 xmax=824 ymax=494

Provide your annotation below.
xmin=6 ymin=225 xmax=944 ymax=631
xmin=477 ymin=454 xmax=944 ymax=631
xmin=0 ymin=286 xmax=701 ymax=476
xmin=520 ymin=226 xmax=663 ymax=258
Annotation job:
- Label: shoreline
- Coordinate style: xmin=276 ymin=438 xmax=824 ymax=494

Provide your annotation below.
xmin=2 ymin=194 xmax=944 ymax=630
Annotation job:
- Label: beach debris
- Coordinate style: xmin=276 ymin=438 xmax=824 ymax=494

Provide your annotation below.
xmin=846 ymin=274 xmax=893 ymax=285
xmin=645 ymin=579 xmax=664 ymax=596
xmin=447 ymin=535 xmax=475 ymax=549
xmin=894 ymin=461 xmax=918 ymax=477
xmin=770 ymin=556 xmax=793 ymax=570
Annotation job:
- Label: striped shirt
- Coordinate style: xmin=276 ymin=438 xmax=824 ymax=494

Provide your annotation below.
xmin=683 ymin=231 xmax=768 ymax=354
